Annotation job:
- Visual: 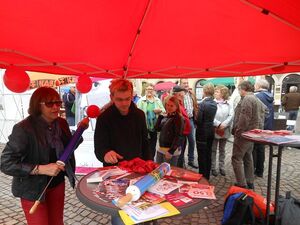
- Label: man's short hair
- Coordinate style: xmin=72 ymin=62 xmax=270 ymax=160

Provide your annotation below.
xmin=238 ymin=81 xmax=254 ymax=92
xmin=255 ymin=79 xmax=269 ymax=90
xmin=203 ymin=83 xmax=215 ymax=97
xmin=109 ymin=79 xmax=133 ymax=96
xmin=289 ymin=86 xmax=298 ymax=93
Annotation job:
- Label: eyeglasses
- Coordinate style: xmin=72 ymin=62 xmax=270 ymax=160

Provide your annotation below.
xmin=146 ymin=88 xmax=154 ymax=91
xmin=40 ymin=101 xmax=62 ymax=108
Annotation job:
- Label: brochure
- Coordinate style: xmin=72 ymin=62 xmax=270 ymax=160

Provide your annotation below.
xmin=75 ymin=166 xmax=98 ymax=175
xmin=179 ymin=184 xmax=216 ymax=200
xmin=86 ymin=167 xmax=127 ymax=183
xmin=148 ymin=179 xmax=183 ymax=195
xmin=165 ymin=193 xmax=193 ymax=207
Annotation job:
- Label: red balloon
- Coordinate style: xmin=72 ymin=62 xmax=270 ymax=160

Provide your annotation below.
xmin=3 ymin=67 xmax=30 ymax=93
xmin=86 ymin=105 xmax=101 ymax=118
xmin=76 ymin=74 xmax=92 ymax=93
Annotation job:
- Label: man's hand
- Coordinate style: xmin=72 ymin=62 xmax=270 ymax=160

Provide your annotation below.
xmin=219 ymin=124 xmax=226 ymax=130
xmin=165 ymin=152 xmax=172 ymax=160
xmin=104 ymin=150 xmax=124 ymax=164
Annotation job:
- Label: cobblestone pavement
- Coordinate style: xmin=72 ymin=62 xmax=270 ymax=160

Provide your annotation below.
xmin=1 ymin=142 xmax=300 ymax=225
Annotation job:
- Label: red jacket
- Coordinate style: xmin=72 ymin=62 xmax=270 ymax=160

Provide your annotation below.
xmin=180 ymin=104 xmax=191 ymax=135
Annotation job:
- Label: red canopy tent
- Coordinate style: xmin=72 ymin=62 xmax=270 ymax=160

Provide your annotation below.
xmin=1 ymin=0 xmax=300 ymax=79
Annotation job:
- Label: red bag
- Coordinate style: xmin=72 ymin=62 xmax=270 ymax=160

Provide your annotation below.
xmin=118 ymin=157 xmax=158 ymax=174
xmin=225 ymin=186 xmax=275 ymax=218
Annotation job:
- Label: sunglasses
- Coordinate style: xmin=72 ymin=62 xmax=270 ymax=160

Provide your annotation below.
xmin=40 ymin=101 xmax=62 ymax=108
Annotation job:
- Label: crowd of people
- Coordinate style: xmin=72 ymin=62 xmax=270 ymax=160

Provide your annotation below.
xmin=5 ymin=76 xmax=300 ymax=225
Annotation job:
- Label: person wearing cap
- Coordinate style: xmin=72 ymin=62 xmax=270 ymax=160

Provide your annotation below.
xmin=180 ymin=79 xmax=199 ymax=169
xmin=172 ymin=85 xmax=191 ymax=168
xmin=195 ymin=83 xmax=217 ymax=180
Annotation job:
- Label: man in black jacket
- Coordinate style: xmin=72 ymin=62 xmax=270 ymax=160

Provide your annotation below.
xmin=195 ymin=83 xmax=217 ymax=180
xmin=253 ymin=79 xmax=274 ymax=177
xmin=94 ymin=78 xmax=151 ymax=166
xmin=94 ymin=79 xmax=151 ymax=225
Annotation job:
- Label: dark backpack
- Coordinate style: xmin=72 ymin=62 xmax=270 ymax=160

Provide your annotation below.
xmin=222 ymin=192 xmax=261 ymax=225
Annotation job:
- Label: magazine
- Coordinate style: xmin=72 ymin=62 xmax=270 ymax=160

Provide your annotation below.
xmin=119 ymin=202 xmax=180 ymax=225
xmin=120 ymin=201 xmax=168 ymax=222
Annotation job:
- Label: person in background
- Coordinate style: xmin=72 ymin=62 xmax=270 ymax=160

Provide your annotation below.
xmin=229 ymin=77 xmax=247 ymax=110
xmin=137 ymin=83 xmax=165 ymax=159
xmin=63 ymin=86 xmax=76 ymax=126
xmin=0 ymin=87 xmax=80 ymax=225
xmin=231 ymin=81 xmax=265 ymax=189
xmin=161 ymin=90 xmax=170 ymax=103
xmin=132 ymin=87 xmax=141 ymax=104
xmin=180 ymin=79 xmax=199 ymax=169
xmin=253 ymin=79 xmax=274 ymax=178
xmin=94 ymin=78 xmax=151 ymax=225
xmin=195 ymin=83 xmax=217 ymax=180
xmin=155 ymin=96 xmax=184 ymax=166
xmin=281 ymin=85 xmax=300 ymax=130
xmin=211 ymin=85 xmax=233 ymax=177
xmin=172 ymin=85 xmax=191 ymax=168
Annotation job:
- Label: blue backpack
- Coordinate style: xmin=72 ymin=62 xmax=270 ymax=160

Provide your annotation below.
xmin=222 ymin=192 xmax=264 ymax=225
xmin=222 ymin=192 xmax=256 ymax=225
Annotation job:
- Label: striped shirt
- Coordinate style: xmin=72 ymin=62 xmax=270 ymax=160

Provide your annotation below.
xmin=184 ymin=92 xmax=194 ymax=118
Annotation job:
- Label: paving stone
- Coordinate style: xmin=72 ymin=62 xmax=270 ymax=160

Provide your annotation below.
xmin=1 ymin=143 xmax=300 ymax=224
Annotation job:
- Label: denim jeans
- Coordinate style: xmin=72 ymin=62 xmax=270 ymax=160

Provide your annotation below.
xmin=66 ymin=116 xmax=75 ymax=126
xmin=187 ymin=118 xmax=196 ymax=163
xmin=155 ymin=151 xmax=179 ymax=166
xmin=287 ymin=110 xmax=298 ymax=130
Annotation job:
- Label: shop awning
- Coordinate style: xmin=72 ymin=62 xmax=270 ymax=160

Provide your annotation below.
xmin=200 ymin=77 xmax=256 ymax=86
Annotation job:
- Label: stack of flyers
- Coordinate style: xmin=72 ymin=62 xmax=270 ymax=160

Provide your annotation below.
xmin=86 ymin=167 xmax=128 ymax=183
xmin=148 ymin=179 xmax=183 ymax=195
xmin=140 ymin=192 xmax=166 ymax=205
xmin=165 ymin=193 xmax=193 ymax=207
xmin=93 ymin=178 xmax=130 ymax=202
xmin=179 ymin=184 xmax=216 ymax=200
